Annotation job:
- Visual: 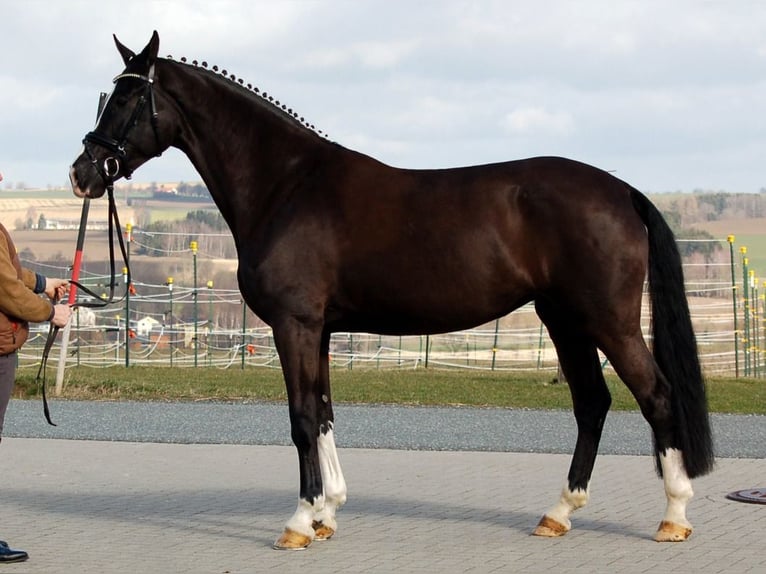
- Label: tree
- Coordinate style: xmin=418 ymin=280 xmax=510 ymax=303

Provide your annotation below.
xmin=674 ymin=227 xmax=719 ymax=259
xmin=25 ymin=207 xmax=37 ymax=230
xmin=18 ymin=247 xmax=36 ymax=262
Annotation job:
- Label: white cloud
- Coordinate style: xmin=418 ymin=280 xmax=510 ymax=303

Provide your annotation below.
xmin=0 ymin=76 xmax=60 ymax=112
xmin=356 ymin=40 xmax=419 ymax=69
xmin=1 ymin=0 xmax=766 ymax=192
xmin=502 ymin=107 xmax=574 ymax=137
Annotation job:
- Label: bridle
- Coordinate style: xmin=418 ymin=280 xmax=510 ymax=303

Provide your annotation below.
xmin=40 ymin=71 xmax=162 ymax=425
xmin=82 ymin=63 xmax=162 ymax=186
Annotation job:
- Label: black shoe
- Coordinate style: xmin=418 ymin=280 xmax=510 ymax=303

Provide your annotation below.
xmin=0 ymin=544 xmax=28 ymax=563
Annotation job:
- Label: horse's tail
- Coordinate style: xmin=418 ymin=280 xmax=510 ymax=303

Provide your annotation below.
xmin=630 ymin=189 xmax=714 ymax=478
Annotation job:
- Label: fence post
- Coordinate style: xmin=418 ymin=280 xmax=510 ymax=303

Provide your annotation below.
xmin=167 ymin=277 xmax=174 ymax=367
xmin=762 ymin=281 xmax=766 ymax=378
xmin=191 ymin=240 xmax=198 ymax=368
xmin=123 ymin=265 xmax=130 ymax=367
xmin=241 ymin=300 xmax=246 ymax=370
xmin=748 ymin=269 xmax=758 ymax=377
xmin=491 ymin=319 xmax=499 ymax=371
xmin=728 ymin=235 xmax=739 ymax=377
xmin=207 ymin=280 xmax=214 ymax=367
xmin=752 ymin=274 xmax=760 ymax=377
xmin=741 ymin=248 xmax=750 ymax=376
xmin=115 ymin=314 xmax=120 ymax=363
xmin=76 ymin=307 xmax=81 ymax=367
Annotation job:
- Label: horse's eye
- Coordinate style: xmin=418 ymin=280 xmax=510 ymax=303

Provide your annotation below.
xmin=115 ymin=95 xmax=129 ymax=106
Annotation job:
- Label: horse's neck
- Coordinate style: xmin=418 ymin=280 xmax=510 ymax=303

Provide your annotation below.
xmin=162 ymin=62 xmax=328 ymax=235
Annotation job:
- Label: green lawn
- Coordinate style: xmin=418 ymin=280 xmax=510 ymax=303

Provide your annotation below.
xmin=14 ymin=366 xmax=765 ymax=414
xmin=734 ymin=234 xmax=766 ymax=278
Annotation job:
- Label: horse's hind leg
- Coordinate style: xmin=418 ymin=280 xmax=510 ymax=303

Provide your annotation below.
xmin=533 ymin=302 xmax=612 ymax=537
xmin=600 ymin=336 xmax=695 ymax=542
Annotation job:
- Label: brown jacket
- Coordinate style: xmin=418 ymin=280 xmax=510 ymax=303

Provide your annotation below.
xmin=0 ymin=223 xmax=54 ymax=355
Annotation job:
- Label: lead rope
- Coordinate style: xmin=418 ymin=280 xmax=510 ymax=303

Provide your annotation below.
xmin=36 ymin=185 xmax=130 ymax=425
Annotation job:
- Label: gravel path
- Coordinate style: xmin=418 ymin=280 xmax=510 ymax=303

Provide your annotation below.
xmin=5 ymin=399 xmax=764 ymax=458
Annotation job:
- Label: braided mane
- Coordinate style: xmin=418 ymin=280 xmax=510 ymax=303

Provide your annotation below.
xmin=166 ymin=54 xmax=329 ymax=140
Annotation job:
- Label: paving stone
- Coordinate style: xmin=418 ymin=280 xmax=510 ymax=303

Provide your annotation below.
xmin=1 ymin=439 xmax=764 ymax=574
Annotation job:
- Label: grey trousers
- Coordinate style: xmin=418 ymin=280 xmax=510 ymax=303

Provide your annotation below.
xmin=0 ymin=352 xmax=16 ymax=438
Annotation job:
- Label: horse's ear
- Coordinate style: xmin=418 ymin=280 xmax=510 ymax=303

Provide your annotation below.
xmin=114 ymin=34 xmax=135 ymax=65
xmin=146 ymin=30 xmax=160 ymax=64
xmin=133 ymin=31 xmax=160 ymax=69
xmin=120 ymin=31 xmax=160 ymax=71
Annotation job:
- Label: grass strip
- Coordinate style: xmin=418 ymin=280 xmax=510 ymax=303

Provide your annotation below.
xmin=13 ymin=366 xmax=764 ymax=414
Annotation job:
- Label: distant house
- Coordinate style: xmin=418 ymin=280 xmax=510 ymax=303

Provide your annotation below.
xmin=136 ymin=316 xmax=160 ymax=338
xmin=37 ymin=218 xmax=108 ymax=231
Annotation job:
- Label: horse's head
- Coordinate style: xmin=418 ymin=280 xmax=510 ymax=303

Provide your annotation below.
xmin=70 ymin=31 xmax=171 ymax=198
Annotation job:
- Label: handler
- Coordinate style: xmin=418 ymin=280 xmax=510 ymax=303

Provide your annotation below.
xmin=0 ymin=171 xmax=73 ymax=564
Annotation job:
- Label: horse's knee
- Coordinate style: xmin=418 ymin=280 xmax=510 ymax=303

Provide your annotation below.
xmin=289 ymin=410 xmax=318 ymax=450
xmin=573 ymin=393 xmax=611 ymax=433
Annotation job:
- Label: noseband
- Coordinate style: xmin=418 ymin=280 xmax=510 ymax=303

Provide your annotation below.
xmin=82 ymin=63 xmax=161 ymax=186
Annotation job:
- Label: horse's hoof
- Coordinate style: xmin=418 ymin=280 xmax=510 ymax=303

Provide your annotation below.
xmin=273 ymin=528 xmax=312 ymax=550
xmin=312 ymin=521 xmax=336 ymax=541
xmin=532 ymin=515 xmax=570 ymax=537
xmin=654 ymin=520 xmax=692 ymax=542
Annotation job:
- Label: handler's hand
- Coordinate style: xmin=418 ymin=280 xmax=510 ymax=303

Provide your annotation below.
xmin=51 ymin=304 xmax=73 ymax=328
xmin=45 ymin=278 xmax=69 ymax=301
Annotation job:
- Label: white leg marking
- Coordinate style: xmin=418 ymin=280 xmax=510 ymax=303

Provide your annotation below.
xmin=544 ymin=485 xmax=590 ymax=530
xmin=659 ymin=448 xmax=693 ymax=527
xmin=285 ymin=498 xmax=321 ymax=540
xmin=314 ymin=426 xmax=347 ymax=532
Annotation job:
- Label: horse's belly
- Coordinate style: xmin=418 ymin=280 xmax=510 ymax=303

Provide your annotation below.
xmin=327 ymin=280 xmax=531 ymax=336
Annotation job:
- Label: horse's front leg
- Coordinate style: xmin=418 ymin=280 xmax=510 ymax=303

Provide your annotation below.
xmin=312 ymin=330 xmax=347 ymax=541
xmin=272 ymin=321 xmax=346 ymax=550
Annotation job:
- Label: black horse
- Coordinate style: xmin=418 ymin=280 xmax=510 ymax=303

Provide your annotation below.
xmin=70 ymin=32 xmax=713 ymax=549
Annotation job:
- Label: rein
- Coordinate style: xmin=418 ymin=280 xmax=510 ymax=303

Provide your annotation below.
xmin=36 ymin=185 xmax=131 ymax=425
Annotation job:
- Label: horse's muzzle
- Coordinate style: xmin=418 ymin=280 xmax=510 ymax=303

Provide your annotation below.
xmin=69 ymin=165 xmax=89 ymax=198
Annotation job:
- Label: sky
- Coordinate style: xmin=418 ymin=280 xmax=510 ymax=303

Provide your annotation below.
xmin=1 ymin=0 xmax=765 ymax=193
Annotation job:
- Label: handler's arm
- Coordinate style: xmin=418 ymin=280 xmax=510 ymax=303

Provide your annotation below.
xmin=0 ymin=233 xmax=54 ymax=322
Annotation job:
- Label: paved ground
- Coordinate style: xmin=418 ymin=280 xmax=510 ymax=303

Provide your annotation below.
xmin=2 ymin=401 xmax=765 ymax=572
xmin=2 ymin=436 xmax=765 ymax=573
xmin=6 ymin=400 xmax=766 ymax=457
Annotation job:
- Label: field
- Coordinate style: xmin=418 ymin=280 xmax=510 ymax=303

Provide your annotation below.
xmin=696 ymin=217 xmax=766 ymax=275
xmin=1 ymin=188 xmax=220 ymax=267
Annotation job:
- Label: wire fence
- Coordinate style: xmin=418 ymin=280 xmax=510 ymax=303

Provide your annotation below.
xmin=16 ymin=233 xmax=766 ymax=378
